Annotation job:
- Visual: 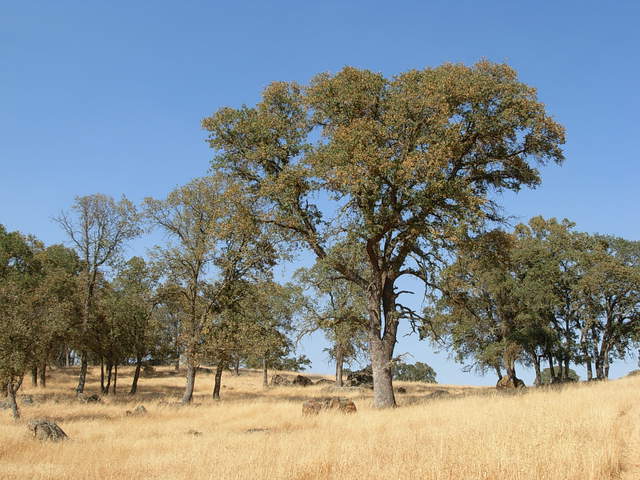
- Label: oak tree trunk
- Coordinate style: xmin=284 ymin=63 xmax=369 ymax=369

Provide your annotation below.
xmin=39 ymin=362 xmax=46 ymax=388
xmin=76 ymin=351 xmax=88 ymax=394
xmin=31 ymin=366 xmax=38 ymax=387
xmin=130 ymin=355 xmax=142 ymax=395
xmin=335 ymin=346 xmax=344 ymax=387
xmin=212 ymin=363 xmax=223 ymax=400
xmin=6 ymin=382 xmax=20 ymax=420
xmin=181 ymin=364 xmax=196 ymax=403
xmin=112 ymin=364 xmax=117 ymax=395
xmin=262 ymin=357 xmax=268 ymax=388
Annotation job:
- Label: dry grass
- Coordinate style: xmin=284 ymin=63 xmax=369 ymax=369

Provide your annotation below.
xmin=0 ymin=366 xmax=635 ymax=480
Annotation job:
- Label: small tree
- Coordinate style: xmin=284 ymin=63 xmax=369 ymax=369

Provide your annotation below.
xmin=145 ymin=175 xmax=276 ymax=403
xmin=54 ymin=194 xmax=140 ymax=393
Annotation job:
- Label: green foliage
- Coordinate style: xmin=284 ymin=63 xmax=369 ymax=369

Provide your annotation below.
xmin=540 ymin=367 xmax=579 ymax=384
xmin=392 ymin=361 xmax=437 ymax=383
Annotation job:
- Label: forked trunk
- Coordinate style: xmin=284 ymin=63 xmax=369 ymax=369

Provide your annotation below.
xmin=76 ymin=351 xmax=88 ymax=394
xmin=6 ymin=382 xmax=20 ymax=420
xmin=130 ymin=355 xmax=142 ymax=395
xmin=181 ymin=364 xmax=196 ymax=403
xmin=212 ymin=363 xmax=223 ymax=400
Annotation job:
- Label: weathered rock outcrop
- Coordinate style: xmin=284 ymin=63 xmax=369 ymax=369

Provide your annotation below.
xmin=302 ymin=397 xmax=357 ymax=416
xmin=346 ymin=367 xmax=373 ymax=387
xmin=291 ymin=375 xmax=313 ymax=386
xmin=28 ymin=419 xmax=68 ymax=441
xmin=496 ymin=376 xmax=526 ymax=389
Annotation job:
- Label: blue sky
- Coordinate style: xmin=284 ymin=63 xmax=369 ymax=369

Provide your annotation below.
xmin=2 ymin=1 xmax=639 ymax=385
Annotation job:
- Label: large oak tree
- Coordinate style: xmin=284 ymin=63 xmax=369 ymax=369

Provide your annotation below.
xmin=203 ymin=61 xmax=565 ymax=407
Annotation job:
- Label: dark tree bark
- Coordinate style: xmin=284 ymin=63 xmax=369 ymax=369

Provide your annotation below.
xmin=39 ymin=362 xmax=46 ymax=388
xmin=262 ymin=357 xmax=268 ymax=388
xmin=547 ymin=354 xmax=556 ymax=381
xmin=494 ymin=365 xmax=503 ymax=380
xmin=531 ymin=353 xmax=542 ymax=386
xmin=100 ymin=358 xmax=105 ymax=392
xmin=76 ymin=351 xmax=88 ymax=394
xmin=112 ymin=364 xmax=118 ymax=395
xmin=6 ymin=377 xmax=23 ymax=420
xmin=181 ymin=364 xmax=196 ymax=403
xmin=31 ymin=366 xmax=38 ymax=387
xmin=130 ymin=355 xmax=142 ymax=395
xmin=335 ymin=345 xmax=344 ymax=387
xmin=103 ymin=363 xmax=113 ymax=394
xmin=212 ymin=363 xmax=224 ymax=400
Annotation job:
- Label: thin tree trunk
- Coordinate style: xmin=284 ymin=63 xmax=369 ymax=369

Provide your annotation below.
xmin=100 ymin=358 xmax=105 ymax=392
xmin=494 ymin=365 xmax=503 ymax=381
xmin=234 ymin=358 xmax=240 ymax=376
xmin=181 ymin=364 xmax=196 ymax=403
xmin=130 ymin=355 xmax=142 ymax=395
xmin=335 ymin=346 xmax=344 ymax=387
xmin=547 ymin=354 xmax=556 ymax=381
xmin=31 ymin=365 xmax=38 ymax=387
xmin=65 ymin=347 xmax=70 ymax=367
xmin=112 ymin=364 xmax=117 ymax=395
xmin=212 ymin=363 xmax=223 ymax=400
xmin=563 ymin=358 xmax=570 ymax=381
xmin=76 ymin=351 xmax=88 ymax=394
xmin=262 ymin=357 xmax=268 ymax=387
xmin=104 ymin=363 xmax=113 ymax=394
xmin=6 ymin=381 xmax=20 ymax=420
xmin=39 ymin=362 xmax=46 ymax=388
xmin=532 ymin=354 xmax=542 ymax=387
xmin=585 ymin=356 xmax=593 ymax=381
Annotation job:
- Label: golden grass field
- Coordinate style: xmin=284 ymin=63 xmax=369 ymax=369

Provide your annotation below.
xmin=1 ymin=366 xmax=638 ymax=480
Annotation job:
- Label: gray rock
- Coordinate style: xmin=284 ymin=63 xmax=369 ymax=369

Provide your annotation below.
xmin=27 ymin=419 xmax=68 ymax=441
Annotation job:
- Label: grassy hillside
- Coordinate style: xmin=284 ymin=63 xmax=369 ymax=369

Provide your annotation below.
xmin=0 ymin=366 xmax=636 ymax=479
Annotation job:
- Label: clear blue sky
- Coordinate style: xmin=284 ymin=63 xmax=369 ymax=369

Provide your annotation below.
xmin=2 ymin=1 xmax=639 ymax=385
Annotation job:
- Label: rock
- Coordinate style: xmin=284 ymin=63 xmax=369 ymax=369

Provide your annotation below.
xmin=21 ymin=395 xmax=35 ymax=405
xmin=428 ymin=389 xmax=450 ymax=399
xmin=314 ymin=378 xmax=334 ymax=385
xmin=346 ymin=367 xmax=373 ymax=387
xmin=496 ymin=376 xmax=526 ymax=390
xmin=270 ymin=374 xmax=292 ymax=386
xmin=27 ymin=419 xmax=68 ymax=442
xmin=186 ymin=429 xmax=202 ymax=436
xmin=245 ymin=427 xmax=270 ymax=433
xmin=77 ymin=393 xmax=101 ymax=403
xmin=396 ymin=387 xmax=407 ymax=394
xmin=126 ymin=405 xmax=147 ymax=416
xmin=291 ymin=375 xmax=313 ymax=387
xmin=302 ymin=400 xmax=322 ymax=416
xmin=302 ymin=397 xmax=357 ymax=416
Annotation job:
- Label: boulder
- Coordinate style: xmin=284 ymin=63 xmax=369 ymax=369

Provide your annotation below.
xmin=302 ymin=397 xmax=357 ymax=416
xmin=77 ymin=393 xmax=101 ymax=403
xmin=314 ymin=379 xmax=335 ymax=385
xmin=428 ymin=389 xmax=450 ymax=398
xmin=27 ymin=419 xmax=68 ymax=442
xmin=270 ymin=374 xmax=292 ymax=386
xmin=496 ymin=376 xmax=526 ymax=390
xmin=346 ymin=368 xmax=373 ymax=387
xmin=396 ymin=387 xmax=407 ymax=394
xmin=125 ymin=405 xmax=147 ymax=416
xmin=291 ymin=375 xmax=313 ymax=387
xmin=302 ymin=400 xmax=322 ymax=416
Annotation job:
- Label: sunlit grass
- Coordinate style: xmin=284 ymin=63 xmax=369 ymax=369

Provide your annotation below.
xmin=0 ymin=366 xmax=633 ymax=479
